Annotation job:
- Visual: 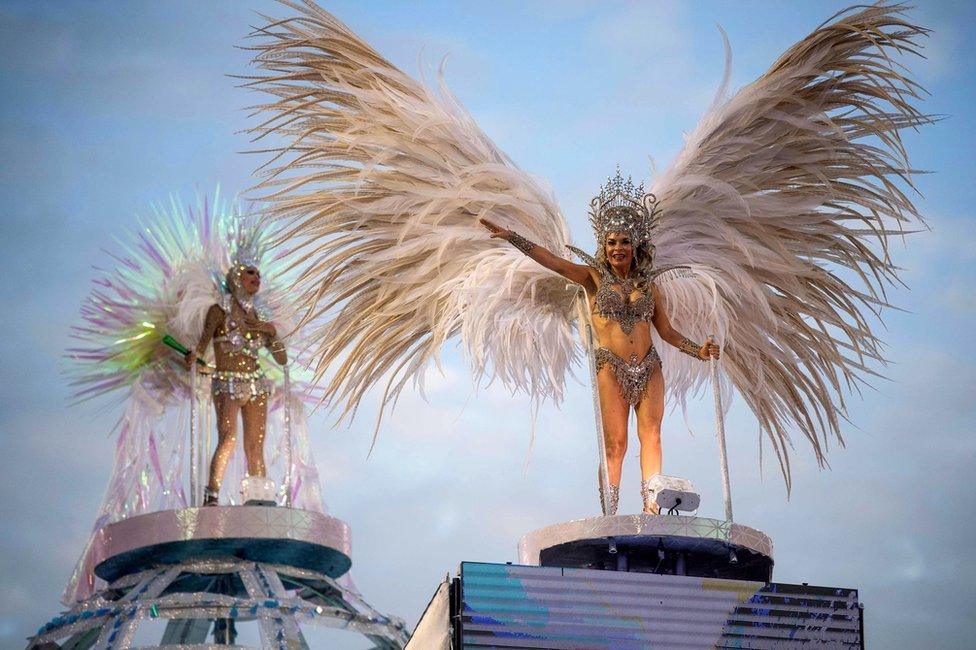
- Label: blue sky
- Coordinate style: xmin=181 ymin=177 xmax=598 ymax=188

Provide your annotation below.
xmin=1 ymin=1 xmax=974 ymax=648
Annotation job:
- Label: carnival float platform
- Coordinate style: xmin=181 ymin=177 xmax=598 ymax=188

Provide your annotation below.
xmin=519 ymin=514 xmax=774 ymax=581
xmin=408 ymin=514 xmax=863 ymax=649
xmin=28 ymin=506 xmax=408 ymax=649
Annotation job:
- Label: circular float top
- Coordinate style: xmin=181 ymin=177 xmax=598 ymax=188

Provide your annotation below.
xmin=93 ymin=506 xmax=351 ymax=583
xmin=519 ymin=514 xmax=774 ymax=581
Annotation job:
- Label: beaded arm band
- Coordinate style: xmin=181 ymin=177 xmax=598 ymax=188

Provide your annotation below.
xmin=678 ymin=336 xmax=705 ymax=360
xmin=508 ymin=232 xmax=536 ymax=255
xmin=269 ymin=338 xmax=286 ymax=354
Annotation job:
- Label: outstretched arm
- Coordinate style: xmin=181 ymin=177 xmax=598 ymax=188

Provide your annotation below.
xmin=651 ymin=285 xmax=720 ymax=360
xmin=480 ymin=218 xmax=595 ymax=290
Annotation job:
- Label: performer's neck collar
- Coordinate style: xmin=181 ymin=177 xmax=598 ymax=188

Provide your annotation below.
xmin=233 ymin=292 xmax=255 ymax=314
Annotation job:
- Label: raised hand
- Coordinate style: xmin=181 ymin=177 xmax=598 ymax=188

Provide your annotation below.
xmin=479 ymin=218 xmax=513 ymax=240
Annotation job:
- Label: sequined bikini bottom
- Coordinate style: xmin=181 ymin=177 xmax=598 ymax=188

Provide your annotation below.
xmin=211 ymin=368 xmax=271 ymax=403
xmin=595 ymin=346 xmax=661 ymax=406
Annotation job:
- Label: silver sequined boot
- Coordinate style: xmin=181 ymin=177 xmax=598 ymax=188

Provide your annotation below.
xmin=640 ymin=479 xmax=659 ymax=515
xmin=608 ymin=484 xmax=620 ymax=515
xmin=598 ymin=467 xmax=620 ymax=516
xmin=599 ymin=482 xmax=620 ymax=516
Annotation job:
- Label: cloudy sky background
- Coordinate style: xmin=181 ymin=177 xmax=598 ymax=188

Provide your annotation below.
xmin=1 ymin=1 xmax=974 ymax=647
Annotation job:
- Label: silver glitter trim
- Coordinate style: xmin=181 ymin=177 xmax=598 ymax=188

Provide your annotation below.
xmin=595 ymin=347 xmax=661 ymax=406
xmin=210 ymin=369 xmax=271 ymax=402
xmin=640 ymin=479 xmax=657 ymax=514
xmin=508 ymin=231 xmax=536 ymax=255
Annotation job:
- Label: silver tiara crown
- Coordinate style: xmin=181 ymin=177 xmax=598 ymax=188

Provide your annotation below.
xmin=588 ymin=166 xmax=659 ymax=247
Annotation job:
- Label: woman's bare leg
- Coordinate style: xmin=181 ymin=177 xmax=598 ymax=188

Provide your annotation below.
xmin=241 ymin=396 xmax=268 ymax=477
xmin=635 ymin=367 xmax=665 ymax=513
xmin=207 ymin=394 xmax=241 ymax=493
xmin=597 ymin=367 xmax=630 ymax=487
xmin=635 ymin=367 xmax=665 ymax=479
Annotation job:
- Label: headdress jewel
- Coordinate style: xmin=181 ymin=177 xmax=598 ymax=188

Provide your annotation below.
xmin=228 ymin=213 xmax=266 ymax=271
xmin=588 ymin=166 xmax=660 ymax=248
xmin=219 ymin=209 xmax=271 ymax=305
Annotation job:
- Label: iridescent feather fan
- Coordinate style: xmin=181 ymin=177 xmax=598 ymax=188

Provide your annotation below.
xmin=62 ymin=190 xmax=325 ymax=603
xmin=243 ymin=1 xmax=932 ymax=486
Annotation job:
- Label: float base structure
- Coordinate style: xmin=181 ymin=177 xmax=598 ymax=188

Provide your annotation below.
xmin=28 ymin=506 xmax=409 ymax=649
xmin=410 ymin=561 xmax=864 ymax=649
xmin=408 ymin=516 xmax=863 ymax=649
xmin=519 ymin=514 xmax=774 ymax=581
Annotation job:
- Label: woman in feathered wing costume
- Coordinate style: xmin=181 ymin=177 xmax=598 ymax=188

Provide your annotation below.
xmin=243 ymin=2 xmax=931 ymax=510
xmin=63 ymin=192 xmax=324 ymax=603
xmin=480 ymin=172 xmax=719 ymax=514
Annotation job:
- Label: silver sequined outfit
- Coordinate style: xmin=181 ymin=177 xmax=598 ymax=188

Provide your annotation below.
xmin=566 ymin=245 xmax=662 ymax=404
xmin=593 ymin=274 xmax=655 ymax=335
xmin=211 ymin=368 xmax=271 ymax=402
xmin=210 ymin=296 xmax=272 ymax=403
xmin=595 ymin=347 xmax=661 ymax=406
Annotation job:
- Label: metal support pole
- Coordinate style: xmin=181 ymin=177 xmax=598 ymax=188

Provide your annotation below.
xmin=577 ymin=294 xmax=611 ymax=516
xmin=189 ymin=364 xmax=198 ymax=507
xmin=197 ymin=388 xmax=216 ymax=503
xmin=201 ymin=390 xmax=210 ymax=506
xmin=282 ymin=365 xmax=293 ymax=508
xmin=708 ymin=336 xmax=733 ymax=522
xmin=204 ymin=390 xmax=212 ymax=503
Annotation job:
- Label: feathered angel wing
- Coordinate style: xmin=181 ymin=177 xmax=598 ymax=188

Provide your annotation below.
xmin=649 ymin=3 xmax=933 ymax=486
xmin=243 ymin=1 xmax=578 ymax=431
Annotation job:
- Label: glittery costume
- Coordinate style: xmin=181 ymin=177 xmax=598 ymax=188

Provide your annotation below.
xmin=593 ymin=272 xmax=655 ymax=335
xmin=194 ymin=279 xmax=284 ymax=497
xmin=211 ymin=368 xmax=271 ymax=401
xmin=206 ymin=295 xmax=273 ymax=402
xmin=566 ymin=243 xmax=664 ymax=406
xmin=63 ymin=191 xmax=327 ymax=604
xmin=595 ymin=347 xmax=662 ymax=407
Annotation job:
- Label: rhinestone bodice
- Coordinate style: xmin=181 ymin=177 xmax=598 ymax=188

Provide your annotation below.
xmin=594 ymin=275 xmax=655 ymax=335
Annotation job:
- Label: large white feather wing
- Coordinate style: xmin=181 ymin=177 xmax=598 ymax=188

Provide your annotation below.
xmin=245 ymin=1 xmax=578 ymax=425
xmin=650 ymin=3 xmax=932 ymax=485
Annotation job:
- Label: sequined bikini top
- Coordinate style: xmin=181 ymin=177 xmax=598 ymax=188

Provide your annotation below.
xmin=594 ymin=275 xmax=655 ymax=334
xmin=212 ymin=295 xmax=267 ymax=360
xmin=567 ymin=245 xmax=654 ymax=335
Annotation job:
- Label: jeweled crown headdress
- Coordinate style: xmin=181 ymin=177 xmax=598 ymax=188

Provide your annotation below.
xmin=217 ymin=206 xmax=271 ymax=301
xmin=228 ymin=213 xmax=267 ymax=271
xmin=588 ymin=166 xmax=660 ymax=248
